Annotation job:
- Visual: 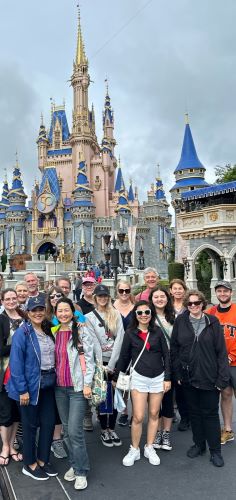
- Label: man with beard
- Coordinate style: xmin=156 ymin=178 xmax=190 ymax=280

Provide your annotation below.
xmin=207 ymin=281 xmax=236 ymax=445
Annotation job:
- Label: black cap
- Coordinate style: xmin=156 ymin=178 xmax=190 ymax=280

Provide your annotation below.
xmin=215 ymin=280 xmax=232 ymax=291
xmin=27 ymin=295 xmax=46 ymax=311
xmin=93 ymin=284 xmax=110 ymax=296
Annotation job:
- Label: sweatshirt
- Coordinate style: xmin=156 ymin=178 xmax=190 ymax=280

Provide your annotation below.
xmin=206 ymin=304 xmax=236 ymax=366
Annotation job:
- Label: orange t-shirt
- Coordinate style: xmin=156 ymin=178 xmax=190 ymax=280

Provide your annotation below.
xmin=206 ymin=304 xmax=236 ymax=366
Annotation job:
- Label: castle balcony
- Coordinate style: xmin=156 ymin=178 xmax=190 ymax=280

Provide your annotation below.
xmin=177 ymin=204 xmax=236 ymax=239
xmin=35 ymin=228 xmax=58 ymax=237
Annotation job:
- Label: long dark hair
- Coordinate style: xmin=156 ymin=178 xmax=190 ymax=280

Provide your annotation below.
xmin=55 ymin=297 xmax=80 ymax=349
xmin=149 ymin=286 xmax=175 ymax=325
xmin=127 ymin=300 xmax=157 ymax=333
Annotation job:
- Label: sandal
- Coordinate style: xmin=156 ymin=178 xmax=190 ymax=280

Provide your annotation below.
xmin=0 ymin=455 xmax=10 ymax=466
xmin=10 ymin=452 xmax=23 ymax=462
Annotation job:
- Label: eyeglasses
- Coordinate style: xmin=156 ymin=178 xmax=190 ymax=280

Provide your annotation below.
xmin=188 ymin=301 xmax=202 ymax=307
xmin=136 ymin=309 xmax=151 ymax=316
xmin=118 ymin=289 xmax=131 ymax=295
xmin=83 ymin=283 xmax=95 ymax=287
xmin=49 ymin=293 xmax=62 ymax=299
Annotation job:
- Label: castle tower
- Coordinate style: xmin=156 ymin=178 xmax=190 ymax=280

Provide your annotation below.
xmin=6 ymin=158 xmax=28 ymax=255
xmin=170 ymin=114 xmax=208 ymax=203
xmin=0 ymin=177 xmax=9 ymax=255
xmin=37 ymin=114 xmax=49 ymax=172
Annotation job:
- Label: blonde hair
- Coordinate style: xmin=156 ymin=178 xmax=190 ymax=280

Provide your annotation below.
xmin=94 ymin=296 xmax=120 ymax=334
xmin=15 ymin=281 xmax=28 ymax=290
xmin=116 ymin=280 xmax=135 ymax=304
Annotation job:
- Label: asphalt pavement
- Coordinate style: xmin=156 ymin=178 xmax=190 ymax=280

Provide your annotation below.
xmin=3 ymin=407 xmax=236 ymax=500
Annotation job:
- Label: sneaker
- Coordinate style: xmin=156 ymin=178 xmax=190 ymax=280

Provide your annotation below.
xmin=178 ymin=418 xmax=190 ymax=431
xmin=153 ymin=431 xmax=162 ymax=449
xmin=40 ymin=463 xmax=58 ymax=477
xmin=221 ymin=429 xmax=234 ymax=445
xmin=210 ymin=452 xmax=224 ymax=467
xmin=64 ymin=467 xmax=76 ymax=482
xmin=144 ymin=445 xmax=160 ymax=466
xmin=51 ymin=439 xmax=67 ymax=459
xmin=187 ymin=444 xmax=206 ymax=458
xmin=22 ymin=465 xmax=49 ymax=481
xmin=161 ymin=431 xmax=172 ymax=451
xmin=83 ymin=415 xmax=93 ymax=432
xmin=109 ymin=430 xmax=122 ymax=447
xmin=101 ymin=430 xmax=113 ymax=447
xmin=123 ymin=445 xmax=140 ymax=466
xmin=118 ymin=414 xmax=128 ymax=426
xmin=74 ymin=476 xmax=87 ymax=490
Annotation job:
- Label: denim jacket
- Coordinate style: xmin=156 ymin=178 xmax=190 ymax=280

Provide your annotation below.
xmin=6 ymin=322 xmax=41 ymax=405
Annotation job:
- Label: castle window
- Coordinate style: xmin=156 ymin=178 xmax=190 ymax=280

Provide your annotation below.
xmin=190 ymin=187 xmax=194 ymax=190
xmin=54 ymin=130 xmax=60 ymax=149
xmin=189 ymin=169 xmax=194 ymax=173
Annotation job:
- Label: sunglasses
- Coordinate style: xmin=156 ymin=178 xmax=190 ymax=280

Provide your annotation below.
xmin=136 ymin=309 xmax=151 ymax=316
xmin=119 ymin=289 xmax=131 ymax=295
xmin=49 ymin=293 xmax=63 ymax=299
xmin=188 ymin=300 xmax=202 ymax=307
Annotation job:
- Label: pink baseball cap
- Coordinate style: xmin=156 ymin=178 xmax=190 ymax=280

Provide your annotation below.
xmin=82 ymin=277 xmax=96 ymax=284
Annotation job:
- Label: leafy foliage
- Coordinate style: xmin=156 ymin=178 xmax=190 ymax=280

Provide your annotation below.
xmin=215 ymin=164 xmax=236 ymax=184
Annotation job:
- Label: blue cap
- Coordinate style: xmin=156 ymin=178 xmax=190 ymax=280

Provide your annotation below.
xmin=27 ymin=295 xmax=46 ymax=311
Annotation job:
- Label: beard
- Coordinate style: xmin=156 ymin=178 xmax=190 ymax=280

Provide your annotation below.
xmin=219 ymin=297 xmax=231 ymax=305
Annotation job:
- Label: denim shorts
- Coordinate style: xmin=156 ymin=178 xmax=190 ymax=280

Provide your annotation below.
xmin=130 ymin=370 xmax=164 ymax=394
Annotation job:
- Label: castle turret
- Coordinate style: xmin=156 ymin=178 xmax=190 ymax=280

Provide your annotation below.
xmin=6 ymin=158 xmax=28 ymax=255
xmin=170 ymin=114 xmax=208 ymax=202
xmin=37 ymin=114 xmax=49 ymax=172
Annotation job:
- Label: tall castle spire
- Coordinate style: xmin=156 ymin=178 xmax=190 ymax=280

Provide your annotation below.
xmin=102 ymin=80 xmax=116 ymax=156
xmin=76 ymin=7 xmax=87 ymax=66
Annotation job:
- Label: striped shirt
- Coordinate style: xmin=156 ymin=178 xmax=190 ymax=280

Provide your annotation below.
xmin=55 ymin=330 xmax=73 ymax=387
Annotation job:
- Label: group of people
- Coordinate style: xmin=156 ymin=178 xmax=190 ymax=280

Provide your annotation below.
xmin=0 ymin=268 xmax=234 ymax=490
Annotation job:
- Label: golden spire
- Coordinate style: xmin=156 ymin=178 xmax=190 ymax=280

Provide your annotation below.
xmin=76 ymin=5 xmax=87 ymax=66
xmin=185 ymin=112 xmax=189 ymax=124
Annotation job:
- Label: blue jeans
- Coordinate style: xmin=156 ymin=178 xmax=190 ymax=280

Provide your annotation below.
xmin=55 ymin=387 xmax=89 ymax=476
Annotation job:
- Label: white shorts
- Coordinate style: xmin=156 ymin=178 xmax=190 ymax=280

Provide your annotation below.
xmin=130 ymin=370 xmax=164 ymax=394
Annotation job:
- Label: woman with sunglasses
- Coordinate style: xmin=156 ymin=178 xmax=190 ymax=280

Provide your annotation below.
xmin=170 ymin=289 xmax=230 ymax=467
xmin=149 ymin=286 xmax=175 ymax=451
xmin=114 ymin=281 xmax=135 ymax=426
xmin=84 ymin=284 xmax=125 ymax=447
xmin=115 ymin=300 xmax=171 ymax=467
xmin=0 ymin=289 xmax=26 ymax=466
xmin=46 ymin=286 xmax=67 ymax=460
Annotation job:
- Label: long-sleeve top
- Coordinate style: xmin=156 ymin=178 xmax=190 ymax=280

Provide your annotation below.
xmin=84 ymin=309 xmax=125 ymax=371
xmin=114 ymin=326 xmax=171 ymax=381
xmin=170 ymin=310 xmax=230 ymax=390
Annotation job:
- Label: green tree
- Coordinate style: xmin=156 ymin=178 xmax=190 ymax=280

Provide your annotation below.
xmin=215 ymin=164 xmax=236 ymax=183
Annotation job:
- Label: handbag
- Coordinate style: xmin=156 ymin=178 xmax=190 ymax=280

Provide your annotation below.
xmin=116 ymin=332 xmax=150 ymax=396
xmin=40 ymin=369 xmax=56 ymax=390
xmin=91 ymin=359 xmax=107 ymax=407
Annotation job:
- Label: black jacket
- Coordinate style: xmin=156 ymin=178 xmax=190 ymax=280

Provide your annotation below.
xmin=170 ymin=310 xmax=230 ymax=390
xmin=0 ymin=312 xmax=11 ymax=391
xmin=114 ymin=326 xmax=171 ymax=381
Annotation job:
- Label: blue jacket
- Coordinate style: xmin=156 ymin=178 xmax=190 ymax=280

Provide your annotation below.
xmin=6 ymin=321 xmax=42 ymax=405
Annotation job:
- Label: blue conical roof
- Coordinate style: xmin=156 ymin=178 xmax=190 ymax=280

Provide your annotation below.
xmin=103 ymin=88 xmax=114 ymax=126
xmin=174 ymin=122 xmax=205 ymax=173
xmin=0 ymin=179 xmax=9 ymax=208
xmin=155 ymin=178 xmax=166 ymax=200
xmin=117 ymin=192 xmax=131 ymax=213
xmin=128 ymin=182 xmax=134 ymax=202
xmin=73 ymin=159 xmax=92 ymax=194
xmin=39 ymin=166 xmax=60 ymax=201
xmin=115 ymin=166 xmax=125 ymax=192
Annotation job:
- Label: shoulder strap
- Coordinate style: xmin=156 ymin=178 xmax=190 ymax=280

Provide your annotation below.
xmin=132 ymin=332 xmax=150 ymax=372
xmin=156 ymin=315 xmax=171 ymax=343
xmin=93 ymin=309 xmax=106 ymax=328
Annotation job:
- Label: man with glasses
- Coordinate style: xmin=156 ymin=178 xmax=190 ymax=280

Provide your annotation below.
xmin=207 ymin=280 xmax=236 ymax=446
xmin=77 ymin=277 xmax=96 ymax=315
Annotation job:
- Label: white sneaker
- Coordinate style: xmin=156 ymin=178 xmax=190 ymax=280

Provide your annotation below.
xmin=144 ymin=445 xmax=160 ymax=465
xmin=123 ymin=445 xmax=140 ymax=466
xmin=74 ymin=476 xmax=88 ymax=490
xmin=64 ymin=467 xmax=76 ymax=481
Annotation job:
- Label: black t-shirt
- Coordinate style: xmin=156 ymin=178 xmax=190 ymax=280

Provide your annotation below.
xmin=77 ymin=297 xmax=95 ymax=315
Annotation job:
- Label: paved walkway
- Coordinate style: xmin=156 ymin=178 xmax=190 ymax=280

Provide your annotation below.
xmin=2 ymin=412 xmax=235 ymax=500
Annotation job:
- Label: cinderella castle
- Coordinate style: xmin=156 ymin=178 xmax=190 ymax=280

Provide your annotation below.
xmin=0 ymin=10 xmax=172 ymax=278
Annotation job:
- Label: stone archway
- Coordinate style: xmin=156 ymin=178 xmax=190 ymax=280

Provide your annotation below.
xmin=186 ymin=244 xmax=224 ymax=303
xmin=37 ymin=241 xmax=56 ymax=260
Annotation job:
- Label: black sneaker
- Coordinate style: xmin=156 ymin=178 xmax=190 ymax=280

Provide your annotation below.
xmin=22 ymin=465 xmax=49 ymax=481
xmin=162 ymin=431 xmax=172 ymax=451
xmin=118 ymin=414 xmax=128 ymax=426
xmin=210 ymin=453 xmax=224 ymax=467
xmin=187 ymin=444 xmax=206 ymax=458
xmin=100 ymin=430 xmax=113 ymax=447
xmin=109 ymin=430 xmax=122 ymax=446
xmin=178 ymin=419 xmax=190 ymax=431
xmin=40 ymin=463 xmax=58 ymax=476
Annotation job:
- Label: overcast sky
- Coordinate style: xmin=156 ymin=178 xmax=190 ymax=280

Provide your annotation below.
xmin=0 ymin=0 xmax=236 ymax=210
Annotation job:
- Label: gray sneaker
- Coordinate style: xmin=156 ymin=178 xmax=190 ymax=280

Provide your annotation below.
xmin=51 ymin=439 xmax=67 ymax=459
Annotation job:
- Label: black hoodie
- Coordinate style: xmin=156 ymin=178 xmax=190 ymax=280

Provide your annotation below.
xmin=170 ymin=310 xmax=230 ymax=390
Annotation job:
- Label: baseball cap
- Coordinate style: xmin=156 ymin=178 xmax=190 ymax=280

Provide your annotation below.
xmin=93 ymin=284 xmax=110 ymax=296
xmin=82 ymin=277 xmax=96 ymax=284
xmin=27 ymin=295 xmax=46 ymax=311
xmin=215 ymin=280 xmax=232 ymax=291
